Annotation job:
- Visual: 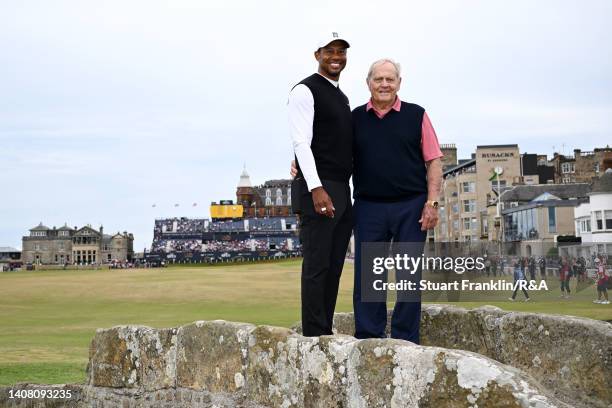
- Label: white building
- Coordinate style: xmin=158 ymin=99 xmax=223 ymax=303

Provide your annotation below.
xmin=574 ymin=168 xmax=612 ymax=254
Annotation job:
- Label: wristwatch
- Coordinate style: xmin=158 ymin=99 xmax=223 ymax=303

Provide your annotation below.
xmin=425 ymin=200 xmax=439 ymax=209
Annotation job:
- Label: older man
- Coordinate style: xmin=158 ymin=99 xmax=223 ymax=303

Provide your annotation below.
xmin=352 ymin=59 xmax=443 ymax=343
xmin=289 ymin=58 xmax=442 ymax=343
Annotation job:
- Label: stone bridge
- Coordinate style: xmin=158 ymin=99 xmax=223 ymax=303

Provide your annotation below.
xmin=1 ymin=304 xmax=610 ymax=408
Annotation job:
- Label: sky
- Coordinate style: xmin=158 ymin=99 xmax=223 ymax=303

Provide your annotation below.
xmin=1 ymin=0 xmax=611 ymax=251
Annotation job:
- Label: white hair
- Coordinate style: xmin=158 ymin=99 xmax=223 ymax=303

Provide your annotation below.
xmin=366 ymin=58 xmax=401 ymax=81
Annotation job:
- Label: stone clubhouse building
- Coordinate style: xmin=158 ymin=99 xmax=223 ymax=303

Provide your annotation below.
xmin=21 ymin=223 xmax=134 ymax=265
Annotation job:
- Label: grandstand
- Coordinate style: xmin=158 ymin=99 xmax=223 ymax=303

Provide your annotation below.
xmin=147 ymin=216 xmax=300 ymax=264
xmin=145 ymin=168 xmax=301 ymax=264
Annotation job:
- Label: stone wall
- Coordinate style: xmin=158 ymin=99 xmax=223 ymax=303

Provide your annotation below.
xmin=1 ymin=313 xmax=575 ymax=408
xmin=316 ymin=304 xmax=612 ymax=408
xmin=2 ymin=304 xmax=610 ymax=408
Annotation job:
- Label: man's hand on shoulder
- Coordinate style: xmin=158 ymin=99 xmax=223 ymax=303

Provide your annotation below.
xmin=312 ymin=187 xmax=335 ymax=218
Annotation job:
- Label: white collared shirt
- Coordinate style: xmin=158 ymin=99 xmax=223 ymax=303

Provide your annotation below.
xmin=288 ymin=73 xmax=340 ymax=191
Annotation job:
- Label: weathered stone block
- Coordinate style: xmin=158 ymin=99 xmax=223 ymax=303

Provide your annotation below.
xmin=87 ymin=326 xmax=140 ymax=388
xmin=175 ymin=320 xmax=255 ymax=393
xmin=139 ymin=327 xmax=178 ymax=391
xmin=420 ymin=304 xmax=489 ymax=354
xmin=247 ymin=326 xmax=356 ymax=408
xmin=313 ymin=304 xmax=611 ymax=408
xmin=494 ymin=312 xmax=612 ymax=407
xmin=87 ymin=326 xmax=177 ymax=390
xmin=348 ymin=340 xmax=565 ymax=408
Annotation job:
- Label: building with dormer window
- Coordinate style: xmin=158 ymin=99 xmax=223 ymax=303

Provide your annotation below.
xmin=22 ymin=223 xmax=134 ymax=265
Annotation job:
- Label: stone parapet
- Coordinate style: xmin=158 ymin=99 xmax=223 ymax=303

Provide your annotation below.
xmin=306 ymin=304 xmax=612 ymax=408
xmin=1 ymin=313 xmax=578 ymax=408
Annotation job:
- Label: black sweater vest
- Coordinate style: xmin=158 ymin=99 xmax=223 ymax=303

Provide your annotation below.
xmin=352 ymin=102 xmax=427 ymax=201
xmin=295 ymin=74 xmax=352 ymax=183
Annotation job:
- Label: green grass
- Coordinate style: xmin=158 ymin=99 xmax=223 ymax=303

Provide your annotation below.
xmin=0 ymin=259 xmax=610 ymax=385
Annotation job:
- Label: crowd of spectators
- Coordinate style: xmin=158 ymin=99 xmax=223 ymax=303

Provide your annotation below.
xmin=207 ymin=220 xmax=245 ymax=232
xmin=151 ymin=239 xmax=202 ymax=253
xmin=154 ymin=216 xmax=297 ymax=235
xmin=154 ymin=218 xmax=206 ymax=235
xmin=150 ymin=236 xmax=300 ymax=254
xmin=201 ymin=237 xmax=298 ymax=252
xmin=151 ymin=216 xmax=300 ymax=254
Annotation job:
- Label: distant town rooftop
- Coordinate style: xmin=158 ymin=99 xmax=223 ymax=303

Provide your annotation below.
xmin=499 ymin=183 xmax=591 ymax=202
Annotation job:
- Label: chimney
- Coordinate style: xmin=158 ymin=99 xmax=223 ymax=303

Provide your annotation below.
xmin=100 ymin=225 xmax=103 ymax=235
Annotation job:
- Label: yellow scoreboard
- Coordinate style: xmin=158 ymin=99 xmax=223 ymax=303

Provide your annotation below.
xmin=210 ymin=201 xmax=244 ymax=219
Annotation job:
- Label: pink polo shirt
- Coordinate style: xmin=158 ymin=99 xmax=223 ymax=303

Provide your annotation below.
xmin=366 ymin=97 xmax=444 ymax=162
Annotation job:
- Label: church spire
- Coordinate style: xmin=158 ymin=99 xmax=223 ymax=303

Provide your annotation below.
xmin=238 ymin=164 xmax=252 ymax=187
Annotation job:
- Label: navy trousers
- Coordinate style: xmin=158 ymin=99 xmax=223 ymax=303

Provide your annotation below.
xmin=353 ymin=194 xmax=427 ymax=343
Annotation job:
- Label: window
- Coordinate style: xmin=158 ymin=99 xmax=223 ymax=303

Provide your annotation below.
xmin=276 ymin=197 xmax=283 ymax=206
xmin=462 ymin=182 xmax=475 ymax=193
xmin=265 ymin=189 xmax=271 ymax=197
xmin=579 ymin=218 xmax=591 ymax=233
xmin=452 ymin=203 xmax=459 ymax=213
xmin=483 ymin=219 xmax=488 ymax=234
xmin=595 ymin=211 xmax=603 ymax=230
xmin=265 ymin=197 xmax=272 ymax=206
xmin=562 ymin=176 xmax=571 ymax=184
xmin=606 ymin=211 xmax=612 ymax=230
xmin=561 ymin=162 xmax=575 ymax=174
xmin=463 ymin=199 xmax=476 ymax=213
xmin=453 ymin=220 xmax=459 ymax=231
xmin=561 ymin=163 xmax=570 ymax=173
xmin=548 ymin=207 xmax=556 ymax=233
xmin=463 ymin=218 xmax=473 ymax=230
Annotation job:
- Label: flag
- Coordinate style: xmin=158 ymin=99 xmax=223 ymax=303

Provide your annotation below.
xmin=488 ymin=171 xmax=498 ymax=182
xmin=193 ymin=203 xmax=197 ymax=207
xmin=152 ymin=204 xmax=156 ymax=208
xmin=174 ymin=203 xmax=179 ymax=207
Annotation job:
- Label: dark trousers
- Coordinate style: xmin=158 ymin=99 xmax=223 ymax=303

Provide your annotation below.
xmin=511 ymin=280 xmax=529 ymax=299
xmin=353 ymin=194 xmax=427 ymax=344
xmin=560 ymin=278 xmax=571 ymax=293
xmin=299 ymin=179 xmax=353 ymax=336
